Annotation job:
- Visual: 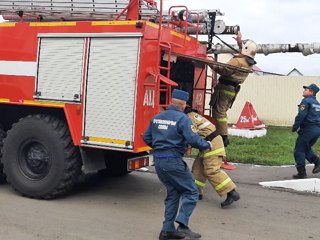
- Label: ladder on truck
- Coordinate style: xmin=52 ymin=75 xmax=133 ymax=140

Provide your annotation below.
xmin=0 ymin=1 xmax=235 ymax=38
xmin=0 ymin=0 xmax=158 ymax=21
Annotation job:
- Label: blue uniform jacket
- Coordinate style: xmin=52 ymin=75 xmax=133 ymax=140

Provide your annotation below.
xmin=292 ymin=96 xmax=320 ymax=131
xmin=143 ymin=105 xmax=210 ymax=156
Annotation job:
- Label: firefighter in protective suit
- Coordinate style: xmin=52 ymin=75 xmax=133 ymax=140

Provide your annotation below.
xmin=185 ymin=107 xmax=240 ymax=208
xmin=210 ymin=39 xmax=257 ymax=146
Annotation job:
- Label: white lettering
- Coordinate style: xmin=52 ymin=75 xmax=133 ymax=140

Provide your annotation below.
xmin=158 ymin=125 xmax=168 ymax=130
xmin=312 ymin=104 xmax=320 ymax=111
xmin=240 ymin=116 xmax=250 ymax=123
xmin=143 ymin=89 xmax=154 ymax=108
xmin=153 ymin=119 xmax=177 ymax=126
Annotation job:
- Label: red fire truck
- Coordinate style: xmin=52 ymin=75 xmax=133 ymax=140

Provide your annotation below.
xmin=0 ymin=0 xmax=238 ymax=199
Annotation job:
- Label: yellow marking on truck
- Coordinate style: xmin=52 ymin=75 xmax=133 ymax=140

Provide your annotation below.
xmin=0 ymin=23 xmax=16 ymax=27
xmin=170 ymin=30 xmax=191 ymax=41
xmin=92 ymin=21 xmax=139 ymax=26
xmin=30 ymin=22 xmax=76 ymax=27
xmin=146 ymin=21 xmax=159 ymax=29
xmin=23 ymin=100 xmax=65 ymax=107
xmin=0 ymin=98 xmax=10 ymax=102
xmin=88 ymin=137 xmax=130 ymax=145
xmin=137 ymin=146 xmax=152 ymax=152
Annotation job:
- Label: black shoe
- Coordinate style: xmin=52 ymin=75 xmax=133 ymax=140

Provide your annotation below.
xmin=198 ymin=194 xmax=203 ymax=200
xmin=221 ymin=189 xmax=240 ymax=208
xmin=293 ymin=166 xmax=307 ymax=179
xmin=312 ymin=156 xmax=320 ymax=174
xmin=159 ymin=230 xmax=185 ymax=240
xmin=177 ymin=226 xmax=201 ymax=239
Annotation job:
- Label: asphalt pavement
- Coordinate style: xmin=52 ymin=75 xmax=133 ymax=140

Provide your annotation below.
xmin=0 ymin=159 xmax=319 ymax=240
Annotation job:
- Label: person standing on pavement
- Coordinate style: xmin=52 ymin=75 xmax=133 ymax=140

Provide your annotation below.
xmin=185 ymin=107 xmax=240 ymax=208
xmin=210 ymin=39 xmax=257 ymax=147
xmin=292 ymin=83 xmax=320 ymax=178
xmin=143 ymin=89 xmax=211 ymax=240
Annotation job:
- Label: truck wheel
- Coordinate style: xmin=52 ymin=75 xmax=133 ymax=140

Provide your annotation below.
xmin=0 ymin=128 xmax=6 ymax=183
xmin=2 ymin=114 xmax=82 ymax=199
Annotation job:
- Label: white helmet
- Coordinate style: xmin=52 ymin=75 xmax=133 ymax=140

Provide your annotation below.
xmin=241 ymin=39 xmax=257 ymax=59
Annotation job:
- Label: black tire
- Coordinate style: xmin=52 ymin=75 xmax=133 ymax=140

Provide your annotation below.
xmin=0 ymin=128 xmax=6 ymax=183
xmin=2 ymin=114 xmax=82 ymax=199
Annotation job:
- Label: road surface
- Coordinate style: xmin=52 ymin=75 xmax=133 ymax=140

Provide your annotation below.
xmin=0 ymin=160 xmax=319 ymax=240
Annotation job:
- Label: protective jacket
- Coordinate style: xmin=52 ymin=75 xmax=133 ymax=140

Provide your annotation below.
xmin=214 ymin=56 xmax=252 ymax=86
xmin=210 ymin=55 xmax=254 ymax=136
xmin=292 ymin=96 xmax=320 ymax=131
xmin=187 ymin=112 xmax=236 ymax=196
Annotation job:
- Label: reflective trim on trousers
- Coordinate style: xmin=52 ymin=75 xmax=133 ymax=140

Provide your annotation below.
xmin=195 ymin=179 xmax=206 ymax=188
xmin=216 ymin=117 xmax=228 ymax=123
xmin=215 ymin=177 xmax=232 ymax=191
xmin=203 ymin=147 xmax=225 ymax=158
xmin=223 ymin=90 xmax=236 ymax=97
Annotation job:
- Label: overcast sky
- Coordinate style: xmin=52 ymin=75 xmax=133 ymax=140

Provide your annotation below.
xmin=1 ymin=1 xmax=319 ymax=76
xmin=164 ymin=0 xmax=320 ymax=76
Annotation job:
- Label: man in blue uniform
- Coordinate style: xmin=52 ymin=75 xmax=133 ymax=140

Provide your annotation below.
xmin=292 ymin=83 xmax=320 ymax=179
xmin=143 ymin=89 xmax=211 ymax=240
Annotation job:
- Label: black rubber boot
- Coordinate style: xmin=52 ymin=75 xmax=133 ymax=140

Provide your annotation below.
xmin=198 ymin=194 xmax=203 ymax=200
xmin=159 ymin=230 xmax=185 ymax=240
xmin=311 ymin=156 xmax=320 ymax=174
xmin=293 ymin=166 xmax=307 ymax=179
xmin=221 ymin=189 xmax=240 ymax=208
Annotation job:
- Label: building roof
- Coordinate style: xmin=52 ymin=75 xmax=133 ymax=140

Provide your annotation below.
xmin=287 ymin=68 xmax=303 ymax=76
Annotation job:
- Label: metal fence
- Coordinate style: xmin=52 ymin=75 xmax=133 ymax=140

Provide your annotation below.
xmin=223 ymin=75 xmax=320 ymax=126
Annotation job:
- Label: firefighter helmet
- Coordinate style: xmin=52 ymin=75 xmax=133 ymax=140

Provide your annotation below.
xmin=241 ymin=40 xmax=257 ymax=59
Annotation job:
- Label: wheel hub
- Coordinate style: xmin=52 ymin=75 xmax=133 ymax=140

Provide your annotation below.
xmin=19 ymin=141 xmax=51 ymax=180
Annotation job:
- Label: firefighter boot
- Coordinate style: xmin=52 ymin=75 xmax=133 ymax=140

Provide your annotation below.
xmin=177 ymin=225 xmax=201 ymax=239
xmin=311 ymin=156 xmax=320 ymax=174
xmin=159 ymin=230 xmax=185 ymax=240
xmin=198 ymin=194 xmax=203 ymax=200
xmin=221 ymin=189 xmax=240 ymax=208
xmin=293 ymin=166 xmax=307 ymax=179
xmin=221 ymin=135 xmax=230 ymax=147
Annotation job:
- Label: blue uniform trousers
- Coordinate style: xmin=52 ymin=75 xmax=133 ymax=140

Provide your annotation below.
xmin=154 ymin=157 xmax=198 ymax=232
xmin=294 ymin=127 xmax=320 ymax=167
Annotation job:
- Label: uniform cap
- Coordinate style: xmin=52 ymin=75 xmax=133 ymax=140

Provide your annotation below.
xmin=172 ymin=89 xmax=189 ymax=102
xmin=303 ymin=83 xmax=319 ymax=94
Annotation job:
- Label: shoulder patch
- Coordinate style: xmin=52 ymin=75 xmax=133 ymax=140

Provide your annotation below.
xmin=194 ymin=114 xmax=203 ymax=121
xmin=300 ymin=104 xmax=306 ymax=111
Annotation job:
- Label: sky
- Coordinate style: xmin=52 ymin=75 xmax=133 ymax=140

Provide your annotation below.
xmin=163 ymin=0 xmax=320 ymax=76
xmin=1 ymin=0 xmax=319 ymax=76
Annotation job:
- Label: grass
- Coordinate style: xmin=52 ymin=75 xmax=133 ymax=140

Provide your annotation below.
xmin=190 ymin=126 xmax=320 ymax=166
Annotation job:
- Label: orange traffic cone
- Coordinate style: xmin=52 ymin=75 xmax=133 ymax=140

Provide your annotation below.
xmin=236 ymin=101 xmax=264 ymax=129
